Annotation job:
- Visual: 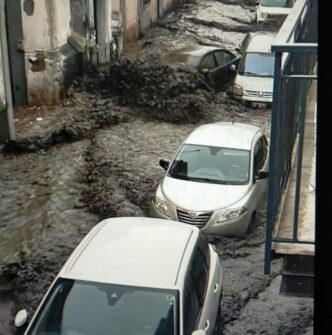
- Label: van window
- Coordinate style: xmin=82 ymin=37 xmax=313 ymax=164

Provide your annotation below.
xmin=238 ymin=53 xmax=275 ymax=77
xmin=261 ymin=0 xmax=293 ymax=8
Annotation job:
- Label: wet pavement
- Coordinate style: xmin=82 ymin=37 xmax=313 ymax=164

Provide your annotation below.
xmin=0 ymin=1 xmax=313 ymax=334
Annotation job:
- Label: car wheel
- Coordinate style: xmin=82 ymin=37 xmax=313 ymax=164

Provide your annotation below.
xmin=247 ymin=212 xmax=256 ymax=234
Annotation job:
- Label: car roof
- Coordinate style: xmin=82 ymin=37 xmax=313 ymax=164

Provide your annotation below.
xmin=183 ymin=122 xmax=261 ymax=150
xmin=162 ymin=45 xmax=226 ymax=66
xmin=60 ymin=217 xmax=199 ymax=288
xmin=245 ymin=33 xmax=276 ymax=53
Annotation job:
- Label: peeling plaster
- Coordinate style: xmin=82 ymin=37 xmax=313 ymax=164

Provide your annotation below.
xmin=23 ymin=0 xmax=35 ymax=16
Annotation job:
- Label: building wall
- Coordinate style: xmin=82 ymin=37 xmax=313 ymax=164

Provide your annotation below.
xmin=150 ymin=0 xmax=158 ymax=22
xmin=122 ymin=0 xmax=180 ymax=46
xmin=21 ymin=0 xmax=72 ymax=105
xmin=124 ymin=0 xmax=139 ymax=44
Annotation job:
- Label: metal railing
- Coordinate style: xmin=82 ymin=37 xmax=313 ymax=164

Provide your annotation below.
xmin=264 ymin=0 xmax=317 ymax=274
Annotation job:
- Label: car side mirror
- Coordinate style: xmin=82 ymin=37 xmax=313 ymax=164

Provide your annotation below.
xmin=192 ymin=330 xmax=206 ymax=335
xmin=159 ymin=159 xmax=169 ymax=171
xmin=15 ymin=309 xmax=29 ymax=328
xmin=230 ymin=64 xmax=237 ymax=71
xmin=256 ymin=170 xmax=269 ymax=180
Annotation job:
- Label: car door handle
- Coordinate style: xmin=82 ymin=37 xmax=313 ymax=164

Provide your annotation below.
xmin=214 ymin=283 xmax=219 ymax=294
xmin=204 ymin=320 xmax=210 ymax=331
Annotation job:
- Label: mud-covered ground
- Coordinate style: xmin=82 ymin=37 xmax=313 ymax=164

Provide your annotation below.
xmin=0 ymin=1 xmax=313 ymax=334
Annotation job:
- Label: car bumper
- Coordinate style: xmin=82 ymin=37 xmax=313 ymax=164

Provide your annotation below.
xmin=232 ymin=94 xmax=272 ymax=108
xmin=202 ymin=212 xmax=250 ymax=237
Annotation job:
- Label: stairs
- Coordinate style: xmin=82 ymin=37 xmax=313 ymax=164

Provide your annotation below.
xmin=280 ymin=255 xmax=314 ymax=297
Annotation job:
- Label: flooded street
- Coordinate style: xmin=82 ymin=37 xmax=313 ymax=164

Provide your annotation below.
xmin=0 ymin=1 xmax=313 ymax=334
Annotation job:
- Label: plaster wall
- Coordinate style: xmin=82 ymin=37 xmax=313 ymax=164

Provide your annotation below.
xmin=20 ymin=0 xmax=72 ymax=105
xmin=124 ymin=0 xmax=139 ymax=44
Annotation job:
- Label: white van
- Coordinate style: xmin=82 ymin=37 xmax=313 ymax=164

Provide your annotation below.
xmin=255 ymin=0 xmax=295 ymax=23
xmin=230 ymin=33 xmax=276 ymax=107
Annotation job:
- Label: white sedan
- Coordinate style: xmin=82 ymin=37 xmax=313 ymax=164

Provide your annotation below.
xmin=15 ymin=217 xmax=223 ymax=335
xmin=150 ymin=122 xmax=269 ymax=236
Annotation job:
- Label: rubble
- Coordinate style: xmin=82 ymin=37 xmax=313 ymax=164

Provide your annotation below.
xmin=107 ymin=58 xmax=218 ymax=123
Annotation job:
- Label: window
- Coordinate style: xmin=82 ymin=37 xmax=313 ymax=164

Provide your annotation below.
xmin=199 ymin=53 xmax=216 ymax=70
xmin=261 ymin=136 xmax=268 ymax=162
xmin=239 ymin=53 xmax=275 ymax=77
xmin=214 ymin=51 xmax=228 ymax=67
xmin=253 ymin=138 xmax=265 ymax=176
xmin=261 ymin=0 xmax=294 ymax=8
xmin=190 ymin=248 xmax=209 ymax=305
xmin=168 ymin=144 xmax=250 ymax=185
xmin=183 ymin=239 xmax=210 ymax=335
xmin=197 ymin=233 xmax=210 ymax=270
xmin=28 ymin=279 xmax=179 ymax=335
xmin=183 ymin=274 xmax=200 ymax=335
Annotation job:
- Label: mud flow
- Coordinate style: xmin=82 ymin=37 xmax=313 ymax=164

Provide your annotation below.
xmin=0 ymin=1 xmax=312 ymax=334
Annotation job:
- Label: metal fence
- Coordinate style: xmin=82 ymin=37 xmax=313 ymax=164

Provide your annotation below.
xmin=264 ymin=0 xmax=317 ymax=274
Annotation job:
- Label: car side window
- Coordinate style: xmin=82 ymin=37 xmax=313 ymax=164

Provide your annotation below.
xmin=214 ymin=51 xmax=228 ymax=66
xmin=190 ymin=247 xmax=209 ymax=305
xmin=197 ymin=233 xmax=210 ymax=270
xmin=262 ymin=136 xmax=268 ymax=162
xmin=253 ymin=139 xmax=264 ymax=176
xmin=183 ymin=273 xmax=201 ymax=335
xmin=199 ymin=53 xmax=216 ymax=70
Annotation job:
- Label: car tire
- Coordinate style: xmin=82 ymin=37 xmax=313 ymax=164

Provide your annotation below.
xmin=247 ymin=212 xmax=256 ymax=234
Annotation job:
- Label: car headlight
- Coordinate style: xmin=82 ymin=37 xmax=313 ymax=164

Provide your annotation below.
xmin=262 ymin=13 xmax=268 ymax=19
xmin=217 ymin=207 xmax=247 ymax=223
xmin=153 ymin=196 xmax=170 ymax=217
xmin=232 ymin=84 xmax=243 ymax=96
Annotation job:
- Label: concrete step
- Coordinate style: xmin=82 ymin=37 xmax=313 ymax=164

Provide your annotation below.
xmin=280 ymin=255 xmax=314 ymax=297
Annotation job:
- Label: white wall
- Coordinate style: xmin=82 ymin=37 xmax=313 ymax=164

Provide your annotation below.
xmin=124 ymin=0 xmax=139 ymax=44
xmin=53 ymin=1 xmax=72 ymax=48
xmin=20 ymin=0 xmax=71 ymax=105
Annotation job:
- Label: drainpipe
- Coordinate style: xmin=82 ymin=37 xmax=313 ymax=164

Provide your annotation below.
xmin=0 ymin=0 xmax=15 ymax=142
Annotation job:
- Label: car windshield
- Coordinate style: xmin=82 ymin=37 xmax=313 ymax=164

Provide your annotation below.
xmin=168 ymin=144 xmax=250 ymax=185
xmin=261 ymin=0 xmax=293 ymax=8
xmin=238 ymin=52 xmax=274 ymax=77
xmin=28 ymin=278 xmax=179 ymax=335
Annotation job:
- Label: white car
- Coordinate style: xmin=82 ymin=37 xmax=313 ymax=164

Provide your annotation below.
xmin=15 ymin=217 xmax=223 ymax=335
xmin=230 ymin=33 xmax=276 ymax=106
xmin=255 ymin=0 xmax=295 ymax=23
xmin=150 ymin=122 xmax=269 ymax=236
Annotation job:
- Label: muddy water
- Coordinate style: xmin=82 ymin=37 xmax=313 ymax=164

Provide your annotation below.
xmin=0 ymin=0 xmax=313 ymax=334
xmin=0 ymin=142 xmax=99 ymax=334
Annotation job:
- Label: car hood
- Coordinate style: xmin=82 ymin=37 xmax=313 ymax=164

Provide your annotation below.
xmin=161 ymin=176 xmax=250 ymax=211
xmin=235 ymin=74 xmax=273 ymax=92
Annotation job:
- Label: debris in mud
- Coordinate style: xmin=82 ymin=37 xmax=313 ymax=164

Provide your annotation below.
xmin=0 ymin=258 xmax=60 ymax=311
xmin=108 ymin=58 xmax=218 ymax=123
xmin=1 ymin=100 xmax=124 ymax=154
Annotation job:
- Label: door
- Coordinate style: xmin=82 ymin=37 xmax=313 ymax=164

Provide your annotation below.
xmin=212 ymin=50 xmax=240 ymax=89
xmin=5 ymin=0 xmax=27 ymax=105
xmin=198 ymin=52 xmax=217 ymax=88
